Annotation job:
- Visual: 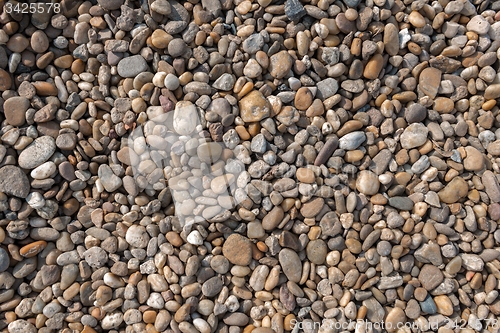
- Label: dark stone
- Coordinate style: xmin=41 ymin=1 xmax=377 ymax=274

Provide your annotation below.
xmin=285 ymin=0 xmax=306 ymax=21
xmin=388 ymin=196 xmax=414 ymax=211
xmin=343 ymin=0 xmax=361 ymax=7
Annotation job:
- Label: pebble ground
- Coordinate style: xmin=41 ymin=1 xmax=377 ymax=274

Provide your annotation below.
xmin=1 ymin=0 xmax=500 ymax=332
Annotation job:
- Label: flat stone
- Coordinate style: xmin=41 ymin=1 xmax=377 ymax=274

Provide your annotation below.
xmin=464 ymin=146 xmax=484 ymax=171
xmin=300 ymin=197 xmax=324 ymax=218
xmin=314 ymin=137 xmax=339 ymax=166
xmin=0 ymin=166 xmax=30 ymax=198
xmin=339 ymin=131 xmax=366 ymax=150
xmin=117 ymin=55 xmax=148 ymax=78
xmin=126 ymin=225 xmax=150 ymax=248
xmin=388 ymin=196 xmax=414 ymax=211
xmin=18 ymin=136 xmax=56 ymax=169
xmin=384 ymin=23 xmax=399 ymax=56
xmin=438 ymin=177 xmax=468 ymax=204
xmin=362 ymin=298 xmax=385 ymax=322
xmin=419 ymin=264 xmax=444 ymax=290
xmin=434 ymin=295 xmax=453 ymax=316
xmin=269 ymin=51 xmax=293 ymax=79
xmin=0 ymin=68 xmax=12 ymax=91
xmin=363 ymin=54 xmax=384 ymax=80
xmin=98 ymin=164 xmax=122 ymax=192
xmin=238 ymin=91 xmax=271 ymax=122
xmin=316 ymin=78 xmax=339 ymax=100
xmin=242 ymin=34 xmax=265 ymax=54
xmin=485 ymin=84 xmax=500 ymax=100
xmin=419 ymin=67 xmax=442 ymax=99
xmin=482 ymin=171 xmax=500 ymax=203
xmin=306 ymin=239 xmax=327 ymax=264
xmin=197 ymin=142 xmax=223 ymax=164
xmin=356 ymin=170 xmax=380 ymax=195
xmin=460 ymin=254 xmax=484 ymax=271
xmin=279 ymin=248 xmax=302 ymax=283
xmin=213 ymin=73 xmax=235 ymax=91
xmin=414 ymin=243 xmax=442 ymax=266
xmin=467 ymin=15 xmax=490 ymax=34
xmin=4 ymin=96 xmax=29 ymax=126
xmin=405 ymin=103 xmax=427 ymax=124
xmin=222 ymin=234 xmax=252 ymax=266
xmin=385 ymin=307 xmax=406 ymax=333
xmin=262 ymin=206 xmax=284 ymax=230
xmin=202 ymin=276 xmax=223 ymax=297
xmin=420 ymin=295 xmax=437 ymax=314
xmin=400 ymin=123 xmax=428 ymax=149
xmin=8 ymin=320 xmax=36 ymax=333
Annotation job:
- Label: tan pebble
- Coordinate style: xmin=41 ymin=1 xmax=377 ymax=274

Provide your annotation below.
xmin=409 ymin=11 xmax=426 ymax=28
xmin=151 ymin=29 xmax=173 ymax=49
xmin=363 ymin=54 xmax=384 ymax=80
xmin=433 ymin=97 xmax=454 ymax=113
xmin=30 ymin=30 xmax=49 ymax=53
xmin=434 ymin=295 xmax=454 ymax=316
xmin=32 ymin=81 xmax=58 ymax=96
xmin=370 ymin=193 xmax=387 ymax=205
xmin=337 ymin=120 xmax=363 ymax=137
xmin=344 ymin=150 xmax=364 ymax=163
xmin=269 ymin=51 xmax=293 ymax=79
xmin=0 ymin=68 xmax=12 ymax=91
xmin=419 ymin=67 xmax=442 ymax=99
xmin=345 ymin=8 xmax=358 ymax=20
xmin=238 ymin=90 xmax=271 ymax=122
xmin=296 ymin=168 xmax=315 ymax=183
xmin=438 ymin=177 xmax=468 ymax=204
xmin=19 ymin=240 xmax=47 ymax=258
xmin=54 ymin=55 xmax=74 ymax=68
xmin=235 ymin=126 xmax=251 ymax=140
xmin=247 ymin=122 xmax=261 ymax=137
xmin=294 ymin=87 xmax=313 ymax=110
xmin=6 ymin=34 xmax=29 ymax=53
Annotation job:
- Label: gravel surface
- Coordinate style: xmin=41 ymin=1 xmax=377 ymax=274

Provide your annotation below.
xmin=1 ymin=0 xmax=500 ymax=332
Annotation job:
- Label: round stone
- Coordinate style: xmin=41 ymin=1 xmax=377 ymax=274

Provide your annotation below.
xmin=306 ymin=239 xmax=327 ymax=265
xmin=168 ymin=38 xmax=187 ymax=57
xmin=126 ymin=225 xmax=150 ymax=248
xmin=356 ymin=170 xmax=380 ymax=195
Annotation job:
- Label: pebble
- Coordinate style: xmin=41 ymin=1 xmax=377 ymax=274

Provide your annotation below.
xmin=0 ymin=247 xmax=9 ymax=272
xmin=222 ymin=234 xmax=252 ymax=266
xmin=400 ymin=123 xmax=428 ymax=149
xmin=356 ymin=170 xmax=380 ymax=195
xmin=0 ymin=166 xmax=30 ymax=198
xmin=419 ymin=265 xmax=444 ymax=291
xmin=279 ymin=248 xmax=302 ymax=283
xmin=18 ymin=136 xmax=56 ymax=169
xmin=438 ymin=177 xmax=468 ymax=203
xmin=239 ymin=91 xmax=271 ymax=122
xmin=0 ymin=0 xmax=498 ymax=331
xmin=117 ymin=55 xmax=148 ymax=78
xmin=4 ymin=96 xmax=29 ymax=126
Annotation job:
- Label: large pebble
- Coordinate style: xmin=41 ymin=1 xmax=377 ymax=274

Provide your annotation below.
xmin=18 ymin=136 xmax=56 ymax=169
xmin=0 ymin=166 xmax=30 ymax=198
xmin=279 ymin=248 xmax=302 ymax=283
